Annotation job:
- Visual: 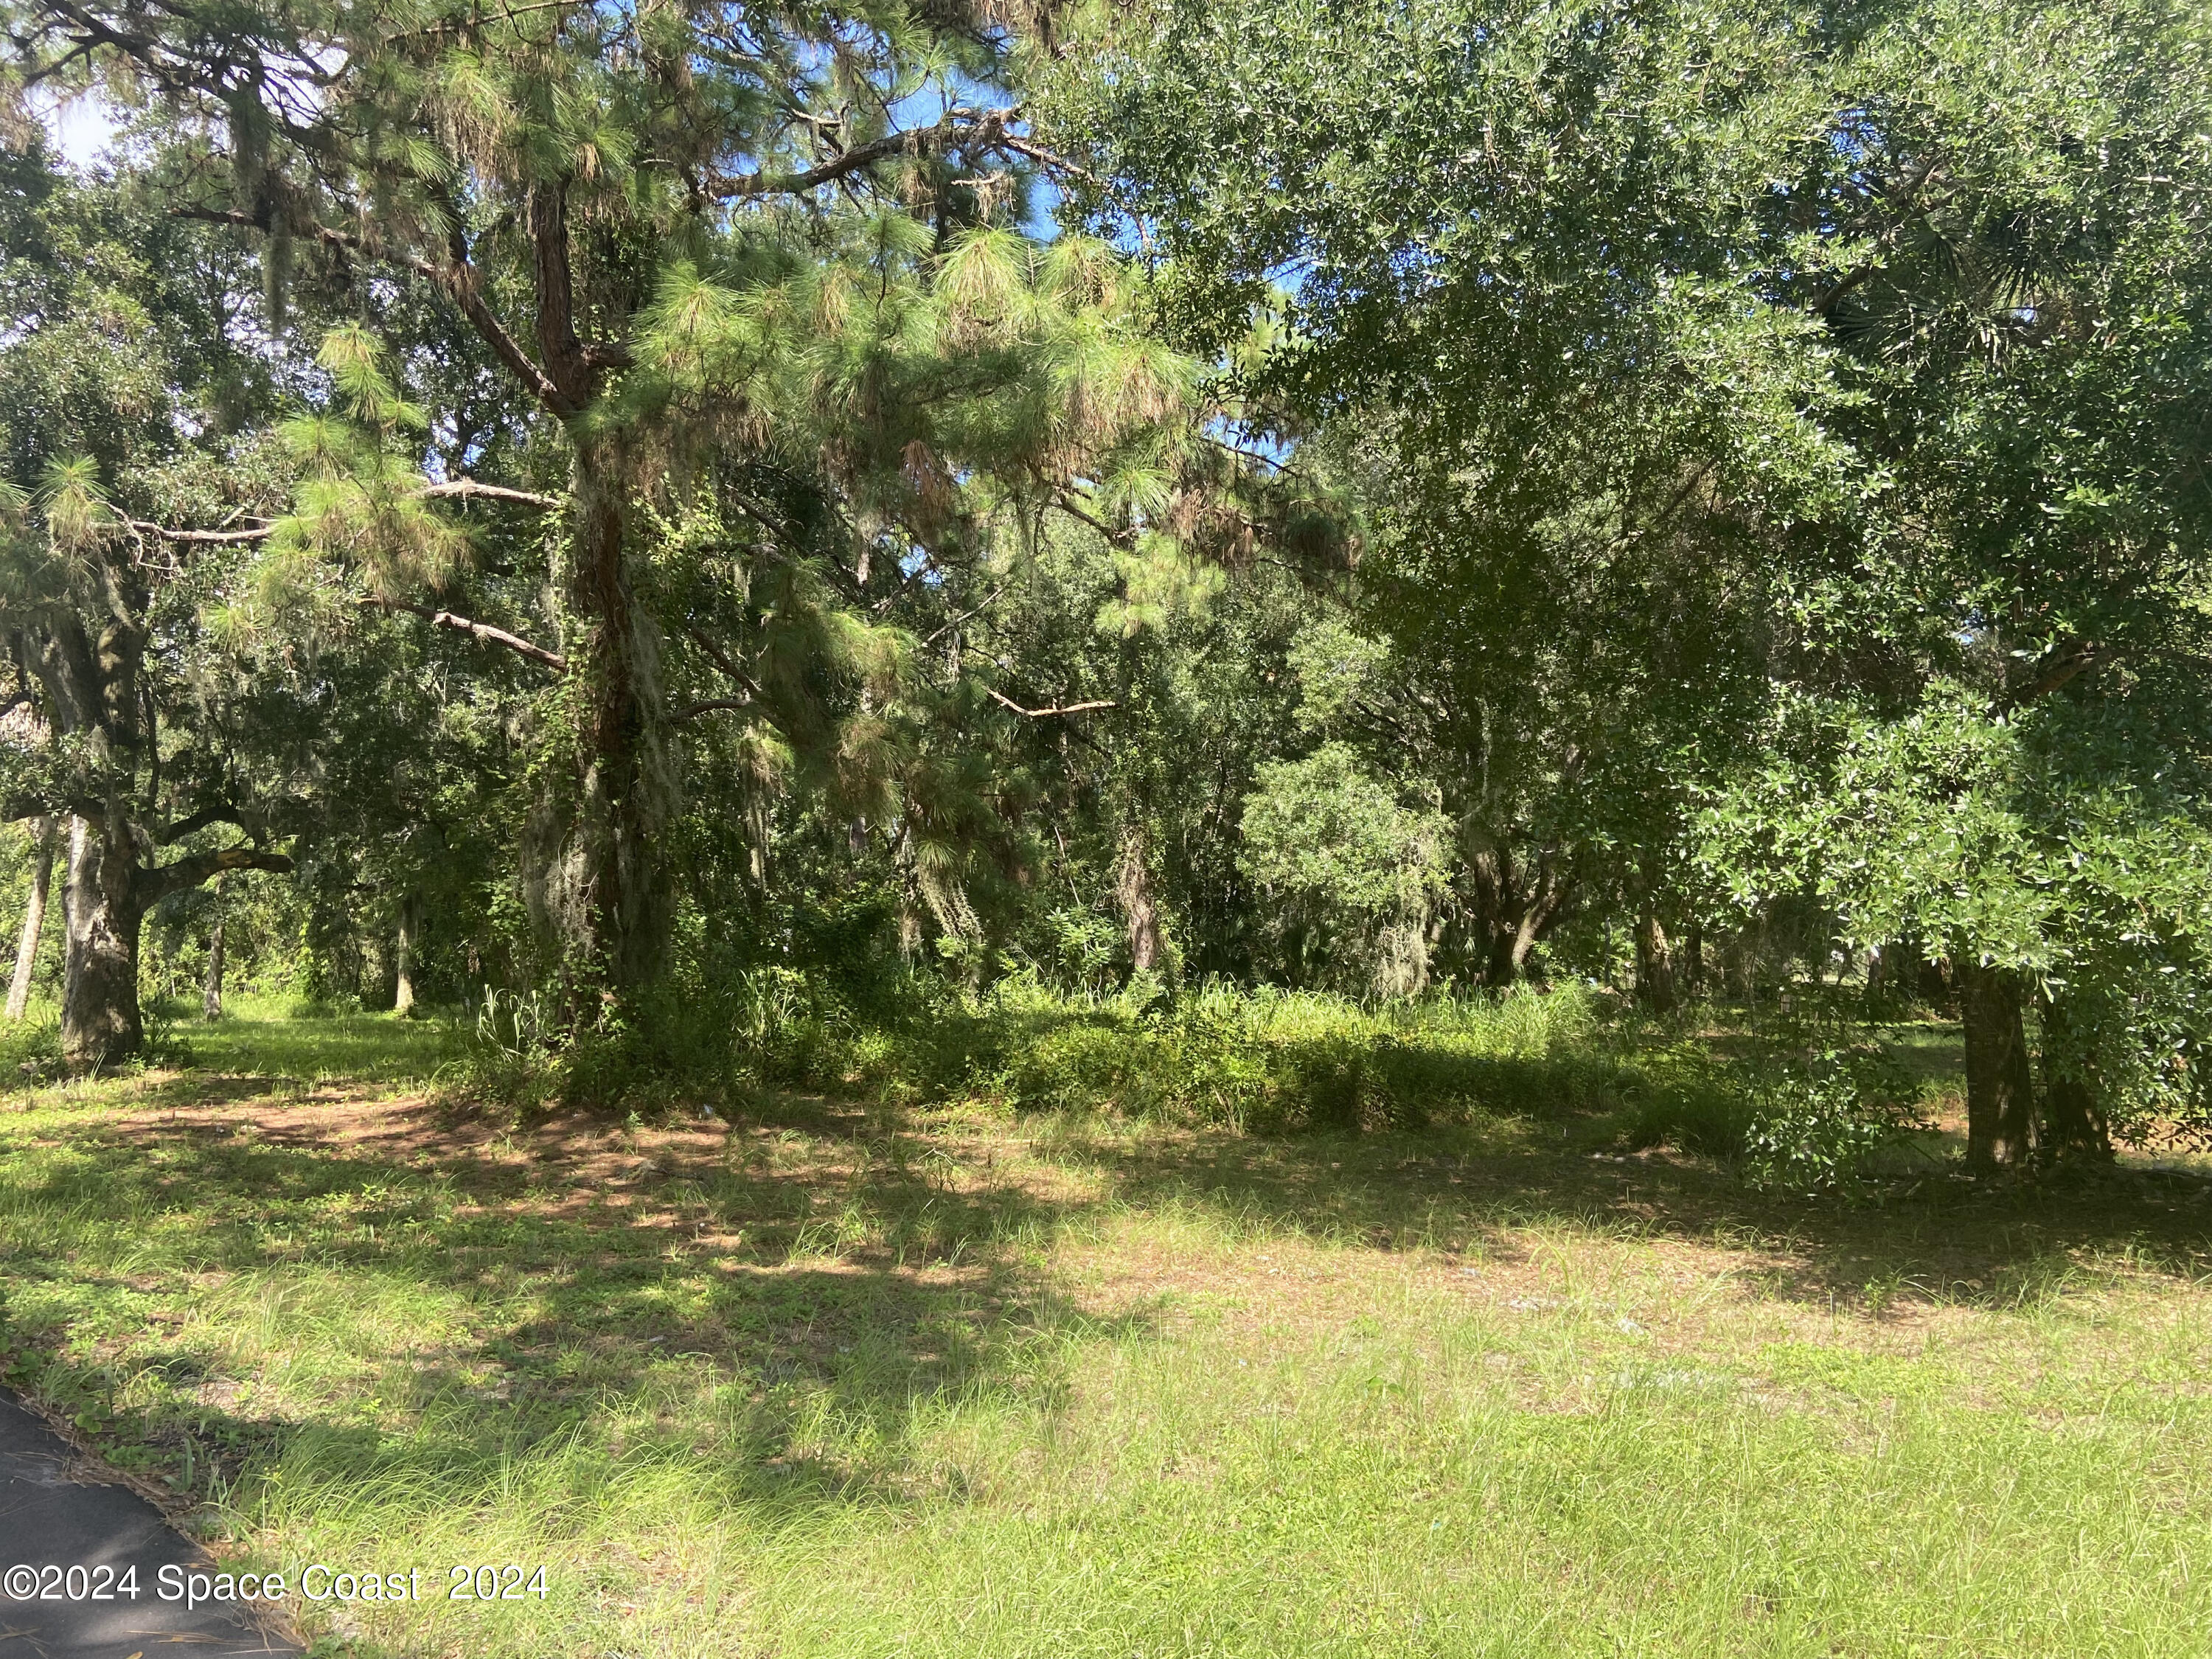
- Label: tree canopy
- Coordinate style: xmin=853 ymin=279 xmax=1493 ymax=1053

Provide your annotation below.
xmin=1049 ymin=0 xmax=2212 ymax=1157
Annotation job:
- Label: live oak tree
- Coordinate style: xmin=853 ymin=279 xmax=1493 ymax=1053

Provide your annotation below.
xmin=1704 ymin=0 xmax=2212 ymax=1165
xmin=0 ymin=150 xmax=299 ymax=1062
xmin=1281 ymin=430 xmax=1778 ymax=993
xmin=1046 ymin=0 xmax=1853 ymax=989
xmin=1 ymin=141 xmax=526 ymax=1058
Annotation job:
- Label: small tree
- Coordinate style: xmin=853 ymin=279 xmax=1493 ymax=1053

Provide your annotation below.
xmin=1239 ymin=742 xmax=1449 ymax=996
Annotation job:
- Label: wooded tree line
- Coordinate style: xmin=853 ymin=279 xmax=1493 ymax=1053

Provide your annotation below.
xmin=4 ymin=0 xmax=2210 ymax=1167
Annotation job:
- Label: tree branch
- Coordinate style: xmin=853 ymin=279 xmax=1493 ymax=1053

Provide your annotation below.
xmin=418 ymin=479 xmax=563 ymax=511
xmin=159 ymin=804 xmax=248 ymax=845
xmin=995 ymin=132 xmax=1110 ymax=192
xmin=920 ymin=582 xmax=1008 ymax=647
xmin=709 ymin=108 xmax=1012 ymax=199
xmin=361 ymin=599 xmax=568 ymax=671
xmin=1994 ymin=641 xmax=2105 ymax=717
xmin=1809 ymin=262 xmax=1877 ymax=319
xmin=4 ymin=791 xmax=104 ymax=824
xmin=678 ymin=621 xmax=767 ymax=701
xmin=1052 ymin=492 xmax=1135 ymax=547
xmin=128 ymin=518 xmax=275 ymax=544
xmin=179 ymin=205 xmax=575 ymax=417
xmin=672 ymin=697 xmax=757 ymax=722
xmin=138 ymin=845 xmax=295 ymax=908
xmin=130 ymin=479 xmax=559 ymax=546
xmin=985 ymin=687 xmax=1117 ymax=718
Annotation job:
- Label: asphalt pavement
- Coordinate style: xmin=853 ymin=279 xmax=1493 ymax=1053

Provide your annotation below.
xmin=0 ymin=1389 xmax=300 ymax=1658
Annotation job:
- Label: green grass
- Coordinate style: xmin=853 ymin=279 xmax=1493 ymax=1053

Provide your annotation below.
xmin=173 ymin=995 xmax=467 ymax=1085
xmin=4 ymin=1001 xmax=2212 ymax=1657
xmin=1 ymin=995 xmax=465 ymax=1095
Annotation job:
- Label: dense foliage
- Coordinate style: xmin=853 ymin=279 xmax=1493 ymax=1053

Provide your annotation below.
xmin=1048 ymin=0 xmax=2212 ymax=1161
xmin=4 ymin=0 xmax=2211 ymax=1172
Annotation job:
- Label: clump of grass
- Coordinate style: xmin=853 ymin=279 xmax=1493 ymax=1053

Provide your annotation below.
xmin=0 ymin=1007 xmax=64 ymax=1082
xmin=1620 ymin=1074 xmax=1757 ymax=1158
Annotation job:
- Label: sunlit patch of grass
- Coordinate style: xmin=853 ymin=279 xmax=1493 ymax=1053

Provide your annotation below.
xmin=2 ymin=998 xmax=466 ymax=1105
xmin=4 ymin=1011 xmax=2212 ymax=1655
xmin=175 ymin=996 xmax=467 ymax=1086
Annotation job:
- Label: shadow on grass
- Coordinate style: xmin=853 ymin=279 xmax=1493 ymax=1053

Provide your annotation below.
xmin=1062 ymin=1113 xmax=2212 ymax=1310
xmin=5 ymin=1023 xmax=2211 ymax=1531
xmin=0 ymin=1095 xmax=1145 ymax=1519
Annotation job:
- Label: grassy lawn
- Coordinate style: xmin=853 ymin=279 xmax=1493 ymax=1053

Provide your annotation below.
xmin=4 ymin=1009 xmax=2212 ymax=1656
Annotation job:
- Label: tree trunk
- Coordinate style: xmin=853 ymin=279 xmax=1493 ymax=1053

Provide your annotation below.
xmin=1466 ymin=843 xmax=1567 ymax=987
xmin=60 ymin=813 xmax=144 ymax=1067
xmin=1117 ymin=828 xmax=1164 ymax=973
xmin=1481 ymin=925 xmax=1522 ymax=987
xmin=7 ymin=816 xmax=56 ymax=1020
xmin=1683 ymin=917 xmax=1703 ymax=999
xmin=1469 ymin=844 xmax=1525 ymax=987
xmin=1865 ymin=941 xmax=1905 ymax=999
xmin=202 ymin=874 xmax=226 ymax=1022
xmin=394 ymin=893 xmax=418 ymax=1016
xmin=23 ymin=535 xmax=288 ymax=1065
xmin=527 ymin=428 xmax=672 ymax=1020
xmin=2036 ymin=991 xmax=2112 ymax=1161
xmin=1916 ymin=950 xmax=1954 ymax=1011
xmin=1508 ymin=908 xmax=1544 ymax=979
xmin=1958 ymin=956 xmax=2035 ymax=1169
xmin=512 ymin=177 xmax=673 ymax=1029
xmin=1635 ymin=906 xmax=1677 ymax=1013
xmin=1728 ymin=928 xmax=1758 ymax=1003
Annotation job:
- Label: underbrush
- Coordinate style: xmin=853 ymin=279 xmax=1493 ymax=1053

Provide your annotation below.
xmin=449 ymin=973 xmax=1652 ymax=1133
xmin=10 ymin=973 xmax=1941 ymax=1194
xmin=1621 ymin=1033 xmax=1941 ymax=1193
xmin=444 ymin=972 xmax=1947 ymax=1194
xmin=0 ymin=1007 xmax=62 ymax=1080
xmin=0 ymin=1001 xmax=193 ymax=1082
xmin=868 ymin=976 xmax=1628 ymax=1132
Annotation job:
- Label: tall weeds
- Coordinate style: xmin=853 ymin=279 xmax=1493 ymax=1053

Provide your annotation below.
xmin=449 ymin=969 xmax=1626 ymax=1132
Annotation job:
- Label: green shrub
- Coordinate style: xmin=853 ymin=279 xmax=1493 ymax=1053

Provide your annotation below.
xmin=0 ymin=1010 xmax=63 ymax=1082
xmin=1618 ymin=1038 xmax=1932 ymax=1190
xmin=1739 ymin=1048 xmax=1930 ymax=1194
xmin=438 ymin=964 xmax=1646 ymax=1135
